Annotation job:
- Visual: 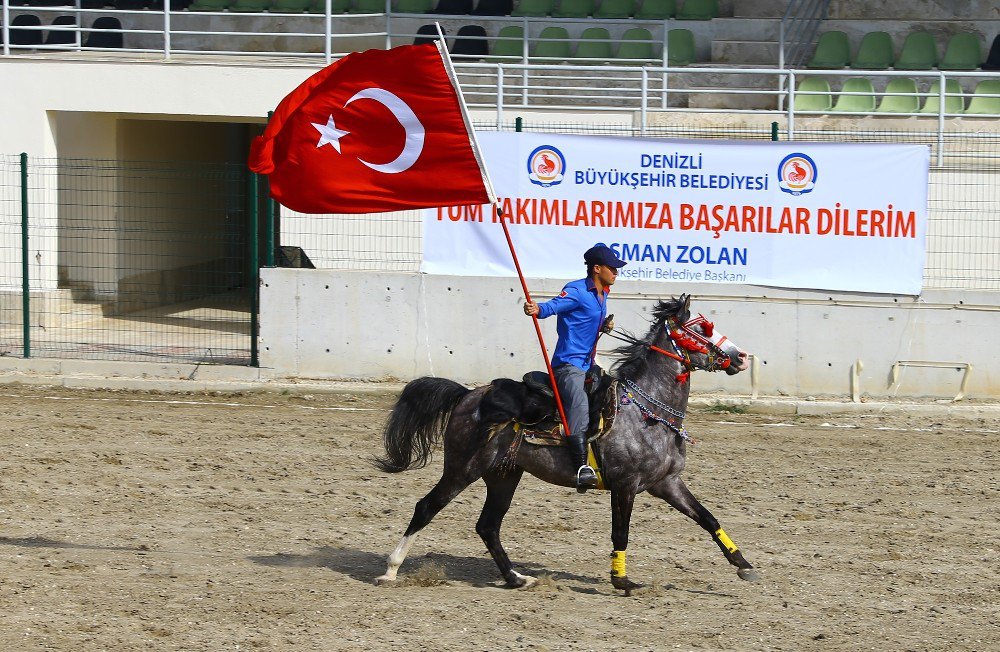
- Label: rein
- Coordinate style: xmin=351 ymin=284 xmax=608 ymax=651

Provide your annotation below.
xmin=602 ymin=314 xmax=732 ymax=383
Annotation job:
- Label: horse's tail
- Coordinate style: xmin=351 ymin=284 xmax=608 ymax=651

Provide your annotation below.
xmin=374 ymin=376 xmax=472 ymax=473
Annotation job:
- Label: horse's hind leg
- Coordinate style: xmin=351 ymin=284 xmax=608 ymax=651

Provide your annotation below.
xmin=375 ymin=472 xmax=478 ymax=585
xmin=477 ymin=469 xmax=535 ymax=588
xmin=648 ymin=476 xmax=760 ymax=582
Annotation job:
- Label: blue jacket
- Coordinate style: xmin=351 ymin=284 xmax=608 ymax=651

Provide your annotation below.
xmin=537 ymin=277 xmax=608 ymax=371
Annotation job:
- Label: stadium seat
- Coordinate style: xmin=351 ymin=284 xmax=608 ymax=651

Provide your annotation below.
xmin=983 ymin=34 xmax=1000 ymax=70
xmin=397 ymin=0 xmax=432 ymax=11
xmin=616 ymin=27 xmax=656 ymax=62
xmin=551 ymin=0 xmax=594 ymax=17
xmin=667 ymin=27 xmax=695 ymax=66
xmin=413 ymin=23 xmax=442 ymax=44
xmin=230 ymin=0 xmax=270 ymax=12
xmin=189 ymin=0 xmax=229 ymax=9
xmin=831 ymin=78 xmax=875 ymax=113
xmin=594 ymin=0 xmax=633 ymax=19
xmin=44 ymin=15 xmax=77 ymax=46
xmin=490 ymin=24 xmax=524 ymax=60
xmin=964 ymin=79 xmax=1000 ymax=115
xmin=511 ymin=0 xmax=552 ymax=16
xmin=349 ymin=0 xmax=386 ymax=12
xmin=634 ymin=0 xmax=673 ymax=19
xmin=10 ymin=14 xmax=43 ymax=46
xmin=115 ymin=0 xmax=150 ymax=9
xmin=807 ymin=31 xmax=850 ymax=69
xmin=920 ymin=79 xmax=964 ymax=115
xmin=874 ymin=77 xmax=919 ymax=114
xmin=895 ymin=31 xmax=938 ymax=70
xmin=574 ymin=27 xmax=612 ymax=63
xmin=452 ymin=24 xmax=488 ymax=59
xmin=675 ymin=0 xmax=715 ymax=20
xmin=433 ymin=0 xmax=472 ymax=13
xmin=84 ymin=16 xmax=123 ymax=48
xmin=939 ymin=32 xmax=981 ymax=70
xmin=80 ymin=0 xmax=110 ymax=7
xmin=794 ymin=77 xmax=831 ymax=112
xmin=531 ymin=25 xmax=570 ymax=62
xmin=851 ymin=31 xmax=893 ymax=70
xmin=306 ymin=0 xmax=350 ymax=12
xmin=472 ymin=0 xmax=512 ymax=15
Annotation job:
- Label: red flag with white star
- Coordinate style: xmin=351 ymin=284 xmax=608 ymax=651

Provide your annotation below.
xmin=249 ymin=42 xmax=493 ymax=214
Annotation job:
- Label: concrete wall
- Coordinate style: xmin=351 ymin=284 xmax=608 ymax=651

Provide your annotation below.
xmin=259 ymin=268 xmax=1000 ymax=400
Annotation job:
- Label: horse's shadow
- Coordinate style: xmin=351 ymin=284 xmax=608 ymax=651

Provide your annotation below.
xmin=248 ymin=546 xmax=603 ymax=589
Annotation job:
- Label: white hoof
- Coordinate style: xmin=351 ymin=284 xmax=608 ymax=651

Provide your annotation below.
xmin=374 ymin=574 xmax=397 ymax=586
xmin=510 ymin=571 xmax=537 ymax=588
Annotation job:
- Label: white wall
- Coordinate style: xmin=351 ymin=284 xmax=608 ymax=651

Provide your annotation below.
xmin=260 ymin=268 xmax=1000 ymax=400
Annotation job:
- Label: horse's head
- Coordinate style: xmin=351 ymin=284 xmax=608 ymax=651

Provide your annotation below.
xmin=610 ymin=294 xmax=750 ymax=381
xmin=667 ymin=294 xmax=750 ymax=376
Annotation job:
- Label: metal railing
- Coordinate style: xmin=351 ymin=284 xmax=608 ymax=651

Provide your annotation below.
xmin=778 ymin=0 xmax=831 ymax=70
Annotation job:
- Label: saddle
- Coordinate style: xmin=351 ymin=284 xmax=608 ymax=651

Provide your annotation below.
xmin=479 ymin=365 xmax=619 ymax=445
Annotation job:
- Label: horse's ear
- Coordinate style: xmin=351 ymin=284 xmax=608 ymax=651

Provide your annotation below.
xmin=680 ymin=294 xmax=691 ymax=315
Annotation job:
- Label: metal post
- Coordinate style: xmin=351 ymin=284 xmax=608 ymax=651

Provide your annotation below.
xmin=496 ymin=65 xmax=504 ymax=129
xmin=3 ymin=0 xmax=11 ymax=56
xmin=937 ymin=72 xmax=945 ymax=167
xmin=640 ymin=69 xmax=648 ymax=136
xmin=248 ymin=171 xmax=260 ymax=367
xmin=264 ymin=111 xmax=276 ymax=267
xmin=771 ymin=121 xmax=779 ymax=141
xmin=163 ymin=0 xmax=172 ymax=60
xmin=787 ymin=70 xmax=795 ymax=140
xmin=325 ymin=0 xmax=332 ymax=64
xmin=521 ymin=16 xmax=528 ymax=106
xmin=515 ymin=116 xmax=522 ymax=132
xmin=20 ymin=153 xmax=30 ymax=358
xmin=384 ymin=0 xmax=391 ymax=50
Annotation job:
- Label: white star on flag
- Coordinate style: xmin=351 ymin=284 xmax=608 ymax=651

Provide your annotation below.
xmin=312 ymin=115 xmax=349 ymax=153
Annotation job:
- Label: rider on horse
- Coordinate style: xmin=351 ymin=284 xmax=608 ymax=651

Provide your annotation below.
xmin=522 ymin=244 xmax=626 ymax=492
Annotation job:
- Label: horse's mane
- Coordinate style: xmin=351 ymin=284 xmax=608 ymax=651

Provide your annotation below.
xmin=610 ymin=297 xmax=686 ymax=380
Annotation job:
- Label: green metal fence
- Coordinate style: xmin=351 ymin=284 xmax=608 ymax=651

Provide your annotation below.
xmin=0 ymin=156 xmax=261 ymax=365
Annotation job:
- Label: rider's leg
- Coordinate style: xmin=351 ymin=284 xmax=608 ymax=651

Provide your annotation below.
xmin=554 ymin=363 xmax=597 ymax=491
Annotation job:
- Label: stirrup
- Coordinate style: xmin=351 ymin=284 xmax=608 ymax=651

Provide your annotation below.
xmin=576 ymin=465 xmax=598 ymax=493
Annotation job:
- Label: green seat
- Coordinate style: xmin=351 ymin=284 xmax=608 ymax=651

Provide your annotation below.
xmin=396 ymin=0 xmax=432 ymax=11
xmin=896 ymin=31 xmax=938 ymax=70
xmin=964 ymin=80 xmax=1000 ymax=115
xmin=552 ymin=0 xmax=594 ymax=16
xmin=920 ymin=79 xmax=964 ymax=115
xmin=189 ymin=0 xmax=229 ymax=10
xmin=795 ymin=77 xmax=832 ymax=112
xmin=349 ymin=0 xmax=386 ymax=11
xmin=807 ymin=30 xmax=850 ymax=69
xmin=594 ymin=0 xmax=633 ymax=18
xmin=939 ymin=32 xmax=981 ymax=70
xmin=229 ymin=0 xmax=269 ymax=11
xmin=574 ymin=27 xmax=613 ymax=62
xmin=667 ymin=28 xmax=695 ymax=66
xmin=875 ymin=77 xmax=920 ymax=114
xmin=511 ymin=0 xmax=552 ymax=16
xmin=634 ymin=0 xmax=673 ymax=19
xmin=851 ymin=31 xmax=893 ymax=69
xmin=831 ymin=78 xmax=875 ymax=113
xmin=532 ymin=26 xmax=570 ymax=62
xmin=616 ymin=27 xmax=656 ymax=62
xmin=676 ymin=0 xmax=715 ymax=20
xmin=306 ymin=0 xmax=350 ymax=12
xmin=491 ymin=25 xmax=525 ymax=60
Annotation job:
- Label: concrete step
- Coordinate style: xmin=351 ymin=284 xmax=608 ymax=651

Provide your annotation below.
xmin=711 ymin=39 xmax=780 ymax=66
xmin=686 ymin=87 xmax=780 ymax=110
xmin=732 ymin=0 xmax=789 ymax=19
xmin=827 ymin=0 xmax=997 ymax=20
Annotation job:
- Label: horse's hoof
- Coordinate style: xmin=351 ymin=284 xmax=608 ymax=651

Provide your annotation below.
xmin=611 ymin=575 xmax=644 ymax=596
xmin=374 ymin=575 xmax=396 ymax=586
xmin=737 ymin=567 xmax=761 ymax=582
xmin=507 ymin=571 xmax=537 ymax=588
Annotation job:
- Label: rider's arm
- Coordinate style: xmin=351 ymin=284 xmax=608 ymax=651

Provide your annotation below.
xmin=537 ymin=286 xmax=581 ymax=319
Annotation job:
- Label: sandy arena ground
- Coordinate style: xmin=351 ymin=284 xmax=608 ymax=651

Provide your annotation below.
xmin=0 ymin=385 xmax=997 ymax=651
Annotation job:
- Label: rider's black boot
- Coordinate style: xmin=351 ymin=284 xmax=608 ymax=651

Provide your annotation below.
xmin=569 ymin=434 xmax=598 ymax=493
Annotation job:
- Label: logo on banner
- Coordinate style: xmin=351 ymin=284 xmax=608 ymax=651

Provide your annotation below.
xmin=527 ymin=145 xmax=566 ymax=187
xmin=777 ymin=153 xmax=818 ymax=196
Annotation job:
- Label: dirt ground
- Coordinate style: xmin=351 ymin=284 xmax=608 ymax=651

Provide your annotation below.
xmin=0 ymin=385 xmax=997 ymax=652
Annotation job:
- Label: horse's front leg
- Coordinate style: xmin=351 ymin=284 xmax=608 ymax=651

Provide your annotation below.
xmin=648 ymin=475 xmax=760 ymax=581
xmin=609 ymin=485 xmax=644 ymax=595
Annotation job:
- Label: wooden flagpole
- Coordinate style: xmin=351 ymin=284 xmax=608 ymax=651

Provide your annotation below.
xmin=434 ymin=32 xmax=573 ymax=439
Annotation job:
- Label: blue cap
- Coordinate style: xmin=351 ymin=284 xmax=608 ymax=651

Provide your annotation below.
xmin=584 ymin=244 xmax=627 ymax=269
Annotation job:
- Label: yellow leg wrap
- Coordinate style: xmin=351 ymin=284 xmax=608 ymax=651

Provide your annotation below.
xmin=714 ymin=528 xmax=738 ymax=554
xmin=610 ymin=550 xmax=627 ymax=577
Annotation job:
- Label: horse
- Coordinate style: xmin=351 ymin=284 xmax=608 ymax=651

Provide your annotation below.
xmin=372 ymin=294 xmax=759 ymax=594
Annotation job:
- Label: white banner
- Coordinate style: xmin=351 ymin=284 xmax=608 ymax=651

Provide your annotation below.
xmin=422 ymin=132 xmax=930 ymax=295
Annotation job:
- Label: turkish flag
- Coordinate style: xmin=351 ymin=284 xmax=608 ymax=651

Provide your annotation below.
xmin=249 ymin=42 xmax=493 ymax=214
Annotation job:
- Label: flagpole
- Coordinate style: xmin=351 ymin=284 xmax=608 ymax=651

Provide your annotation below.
xmin=434 ymin=33 xmax=573 ymax=441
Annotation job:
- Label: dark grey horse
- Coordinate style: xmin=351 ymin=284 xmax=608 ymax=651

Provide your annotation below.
xmin=374 ymin=294 xmax=759 ymax=593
